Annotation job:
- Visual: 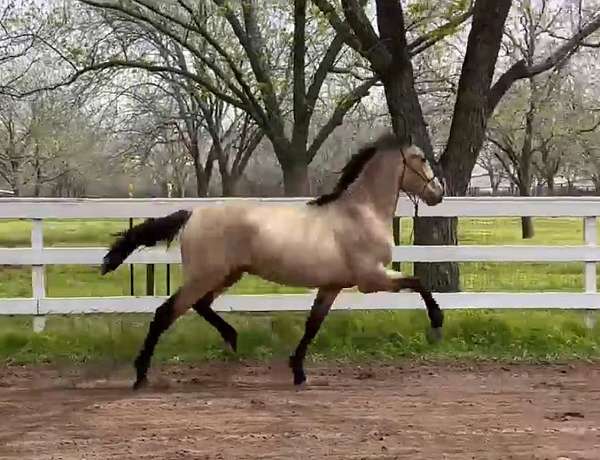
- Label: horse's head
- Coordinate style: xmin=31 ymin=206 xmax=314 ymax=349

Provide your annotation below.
xmin=398 ymin=144 xmax=444 ymax=206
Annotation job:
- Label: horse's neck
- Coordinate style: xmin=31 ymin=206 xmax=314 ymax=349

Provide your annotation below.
xmin=340 ymin=152 xmax=402 ymax=223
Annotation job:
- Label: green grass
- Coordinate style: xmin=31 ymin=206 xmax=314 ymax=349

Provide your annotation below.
xmin=1 ymin=310 xmax=599 ymax=364
xmin=1 ymin=217 xmax=600 ymax=365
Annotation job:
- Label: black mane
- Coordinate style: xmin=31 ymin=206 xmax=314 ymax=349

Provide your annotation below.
xmin=308 ymin=132 xmax=408 ymax=206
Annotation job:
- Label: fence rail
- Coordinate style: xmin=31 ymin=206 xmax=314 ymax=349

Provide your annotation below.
xmin=1 ymin=197 xmax=599 ymax=331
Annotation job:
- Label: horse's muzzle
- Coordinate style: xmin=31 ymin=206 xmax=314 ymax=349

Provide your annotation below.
xmin=423 ymin=179 xmax=444 ymax=206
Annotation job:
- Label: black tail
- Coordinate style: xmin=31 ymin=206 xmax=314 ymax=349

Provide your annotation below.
xmin=101 ymin=209 xmax=192 ymax=275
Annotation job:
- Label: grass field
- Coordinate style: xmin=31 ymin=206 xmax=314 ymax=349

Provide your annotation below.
xmin=1 ymin=217 xmax=599 ymax=364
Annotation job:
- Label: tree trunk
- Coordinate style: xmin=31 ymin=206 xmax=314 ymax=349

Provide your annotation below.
xmin=190 ymin=145 xmax=209 ymax=197
xmin=8 ymin=170 xmax=21 ymax=196
xmin=33 ymin=146 xmax=42 ymax=197
xmin=491 ymin=179 xmax=500 ymax=195
xmin=416 ymin=0 xmax=512 ymax=291
xmin=546 ymin=176 xmax=554 ymax=196
xmin=10 ymin=183 xmax=20 ymax=197
xmin=381 ymin=67 xmax=461 ymax=291
xmin=519 ymin=183 xmax=535 ymax=239
xmin=281 ymin=161 xmax=310 ymax=197
xmin=414 ymin=216 xmax=460 ymax=292
xmin=521 ymin=216 xmax=534 ymax=239
xmin=593 ymin=176 xmax=600 ymax=194
xmin=193 ymin=159 xmax=209 ymax=197
xmin=196 ymin=176 xmax=208 ymax=197
xmin=488 ymin=169 xmax=501 ymax=195
xmin=375 ymin=5 xmax=454 ymax=292
xmin=221 ymin=173 xmax=240 ymax=197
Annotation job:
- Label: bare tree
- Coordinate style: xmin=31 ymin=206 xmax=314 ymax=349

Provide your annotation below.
xmin=13 ymin=0 xmax=371 ymax=195
xmin=572 ymin=101 xmax=600 ymax=193
xmin=100 ymin=32 xmax=263 ymax=197
xmin=487 ymin=69 xmax=566 ymax=238
xmin=0 ymin=98 xmax=30 ymax=195
xmin=477 ymin=142 xmax=507 ymax=195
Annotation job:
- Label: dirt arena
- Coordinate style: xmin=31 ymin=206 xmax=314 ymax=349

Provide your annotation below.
xmin=0 ymin=362 xmax=599 ymax=459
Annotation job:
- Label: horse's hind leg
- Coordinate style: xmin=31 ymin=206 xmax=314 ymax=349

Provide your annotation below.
xmin=192 ymin=272 xmax=243 ymax=352
xmin=289 ymin=288 xmax=340 ymax=386
xmin=194 ymin=296 xmax=237 ymax=351
xmin=132 ymin=281 xmax=205 ymax=390
xmin=133 ymin=293 xmax=179 ymax=390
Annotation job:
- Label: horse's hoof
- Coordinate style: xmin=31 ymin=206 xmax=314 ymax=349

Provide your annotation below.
xmin=294 ymin=381 xmax=307 ymax=391
xmin=223 ymin=330 xmax=238 ymax=353
xmin=224 ymin=337 xmax=237 ymax=353
xmin=289 ymin=354 xmax=307 ymax=385
xmin=293 ymin=374 xmax=307 ymax=386
xmin=132 ymin=377 xmax=148 ymax=391
xmin=429 ymin=309 xmax=444 ymax=329
xmin=293 ymin=368 xmax=306 ymax=386
xmin=426 ymin=327 xmax=443 ymax=344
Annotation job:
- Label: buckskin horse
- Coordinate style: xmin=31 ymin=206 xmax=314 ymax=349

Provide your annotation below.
xmin=101 ymin=132 xmax=445 ymax=389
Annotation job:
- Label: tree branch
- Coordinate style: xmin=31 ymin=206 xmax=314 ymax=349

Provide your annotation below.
xmin=234 ymin=125 xmax=263 ymax=176
xmin=14 ymin=60 xmax=247 ymax=111
xmin=306 ymin=76 xmax=377 ymax=161
xmin=341 ymin=0 xmax=392 ymax=72
xmin=488 ymin=13 xmax=600 ymax=114
xmin=548 ymin=30 xmax=600 ymax=48
xmin=340 ymin=0 xmax=378 ymax=51
xmin=292 ymin=0 xmax=307 ymax=135
xmin=407 ymin=3 xmax=475 ymax=57
xmin=312 ymin=0 xmax=365 ymax=54
xmin=578 ymin=118 xmax=600 ymax=134
xmin=306 ymin=34 xmax=346 ymax=112
xmin=488 ymin=137 xmax=519 ymax=185
xmin=488 ymin=134 xmax=518 ymax=164
xmin=211 ymin=0 xmax=285 ymax=140
xmin=80 ymin=0 xmax=252 ymax=108
xmin=129 ymin=0 xmax=258 ymax=108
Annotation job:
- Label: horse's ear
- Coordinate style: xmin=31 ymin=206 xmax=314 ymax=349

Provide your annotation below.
xmin=407 ymin=133 xmax=413 ymax=145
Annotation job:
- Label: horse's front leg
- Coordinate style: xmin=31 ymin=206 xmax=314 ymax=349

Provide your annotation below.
xmin=358 ymin=267 xmax=444 ymax=342
xmin=289 ymin=288 xmax=340 ymax=386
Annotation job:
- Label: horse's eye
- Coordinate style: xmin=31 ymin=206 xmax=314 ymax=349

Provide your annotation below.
xmin=421 ymin=157 xmax=426 ymax=163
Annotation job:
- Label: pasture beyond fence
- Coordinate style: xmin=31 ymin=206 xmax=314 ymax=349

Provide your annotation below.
xmin=0 ymin=197 xmax=599 ymax=332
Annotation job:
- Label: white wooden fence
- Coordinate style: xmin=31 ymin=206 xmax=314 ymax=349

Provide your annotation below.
xmin=0 ymin=197 xmax=599 ymax=331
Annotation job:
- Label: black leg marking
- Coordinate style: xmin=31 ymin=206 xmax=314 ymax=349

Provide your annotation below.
xmin=411 ymin=283 xmax=443 ymax=330
xmin=394 ymin=277 xmax=444 ymax=342
xmin=133 ymin=292 xmax=178 ymax=390
xmin=193 ymin=292 xmax=238 ymax=352
xmin=289 ymin=291 xmax=335 ymax=386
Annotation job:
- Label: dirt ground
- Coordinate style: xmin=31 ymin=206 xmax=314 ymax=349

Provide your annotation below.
xmin=0 ymin=361 xmax=599 ymax=460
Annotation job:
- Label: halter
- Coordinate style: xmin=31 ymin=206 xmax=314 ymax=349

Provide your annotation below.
xmin=398 ymin=149 xmax=438 ymax=218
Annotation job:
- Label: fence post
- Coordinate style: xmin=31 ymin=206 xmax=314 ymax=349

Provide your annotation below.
xmin=146 ymin=264 xmax=155 ymax=296
xmin=31 ymin=218 xmax=46 ymax=333
xmin=128 ymin=185 xmax=135 ymax=296
xmin=392 ymin=217 xmax=401 ymax=272
xmin=166 ymin=183 xmax=171 ymax=295
xmin=584 ymin=216 xmax=597 ymax=329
